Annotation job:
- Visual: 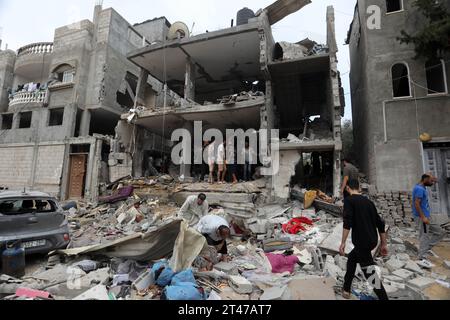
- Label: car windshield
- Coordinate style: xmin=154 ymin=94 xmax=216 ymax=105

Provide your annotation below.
xmin=0 ymin=199 xmax=56 ymax=216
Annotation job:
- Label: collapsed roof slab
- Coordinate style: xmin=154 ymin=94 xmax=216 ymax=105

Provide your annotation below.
xmin=276 ymin=140 xmax=338 ymax=152
xmin=125 ymin=99 xmax=264 ymax=138
xmin=128 ymin=22 xmax=262 ymax=93
xmin=268 ymin=54 xmax=330 ymax=77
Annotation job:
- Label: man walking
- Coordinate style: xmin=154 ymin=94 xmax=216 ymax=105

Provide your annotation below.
xmin=341 ymin=159 xmax=359 ymax=199
xmin=178 ymin=193 xmax=209 ymax=227
xmin=340 ymin=179 xmax=389 ymax=300
xmin=412 ymin=174 xmax=445 ymax=262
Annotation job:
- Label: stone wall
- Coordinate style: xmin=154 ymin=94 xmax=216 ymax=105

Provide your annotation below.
xmin=371 ymin=191 xmax=415 ymax=228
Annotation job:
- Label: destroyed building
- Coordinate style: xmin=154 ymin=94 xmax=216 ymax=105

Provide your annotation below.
xmin=346 ymin=0 xmax=450 ymax=216
xmin=118 ymin=0 xmax=345 ymax=202
xmin=0 ymin=4 xmax=167 ymax=201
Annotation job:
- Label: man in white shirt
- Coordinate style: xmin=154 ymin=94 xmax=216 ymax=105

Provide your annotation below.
xmin=196 ymin=215 xmax=231 ymax=261
xmin=207 ymin=139 xmax=216 ymax=184
xmin=217 ymin=139 xmax=227 ymax=184
xmin=178 ymin=194 xmax=209 ymax=227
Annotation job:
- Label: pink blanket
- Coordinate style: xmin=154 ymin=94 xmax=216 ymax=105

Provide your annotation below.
xmin=265 ymin=253 xmax=299 ymax=274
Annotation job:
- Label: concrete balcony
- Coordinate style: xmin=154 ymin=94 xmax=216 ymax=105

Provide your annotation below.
xmin=14 ymin=42 xmax=53 ymax=79
xmin=17 ymin=42 xmax=53 ymax=56
xmin=9 ymin=91 xmax=47 ymax=109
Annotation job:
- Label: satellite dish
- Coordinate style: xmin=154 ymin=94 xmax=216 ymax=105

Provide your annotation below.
xmin=167 ymin=22 xmax=190 ymax=40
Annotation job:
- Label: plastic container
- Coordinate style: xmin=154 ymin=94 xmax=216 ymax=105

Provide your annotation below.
xmin=2 ymin=241 xmax=26 ymax=278
xmin=237 ymin=7 xmax=255 ymax=26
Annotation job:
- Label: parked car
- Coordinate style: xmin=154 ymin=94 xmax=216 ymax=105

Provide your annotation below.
xmin=0 ymin=191 xmax=70 ymax=255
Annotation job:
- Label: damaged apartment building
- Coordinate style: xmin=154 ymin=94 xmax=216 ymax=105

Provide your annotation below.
xmin=0 ymin=4 xmax=168 ymax=201
xmin=347 ymin=0 xmax=450 ymax=216
xmin=119 ymin=0 xmax=345 ymax=202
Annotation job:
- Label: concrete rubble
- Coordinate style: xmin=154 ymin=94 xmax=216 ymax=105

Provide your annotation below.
xmin=1 ymin=175 xmax=448 ymax=301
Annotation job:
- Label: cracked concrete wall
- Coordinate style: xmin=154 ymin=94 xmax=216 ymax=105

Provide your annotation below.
xmin=272 ymin=149 xmax=302 ymax=201
xmin=0 ymin=50 xmax=15 ymax=113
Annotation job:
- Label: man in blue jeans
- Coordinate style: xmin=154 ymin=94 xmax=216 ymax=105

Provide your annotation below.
xmin=412 ymin=174 xmax=445 ymax=262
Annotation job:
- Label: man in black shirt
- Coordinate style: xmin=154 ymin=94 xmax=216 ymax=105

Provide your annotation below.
xmin=339 ymin=179 xmax=389 ymax=300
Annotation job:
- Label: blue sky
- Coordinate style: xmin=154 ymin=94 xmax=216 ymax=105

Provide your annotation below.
xmin=0 ymin=0 xmax=356 ymax=119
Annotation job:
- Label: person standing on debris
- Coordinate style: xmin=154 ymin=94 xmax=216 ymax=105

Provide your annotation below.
xmin=227 ymin=140 xmax=239 ymax=184
xmin=217 ymin=139 xmax=227 ymax=184
xmin=412 ymin=174 xmax=445 ymax=262
xmin=196 ymin=215 xmax=231 ymax=262
xmin=242 ymin=140 xmax=256 ymax=181
xmin=341 ymin=159 xmax=359 ymax=199
xmin=340 ymin=179 xmax=389 ymax=300
xmin=200 ymin=140 xmax=209 ymax=182
xmin=178 ymin=193 xmax=209 ymax=227
xmin=207 ymin=138 xmax=216 ymax=184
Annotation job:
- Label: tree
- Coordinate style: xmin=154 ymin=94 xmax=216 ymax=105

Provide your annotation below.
xmin=341 ymin=120 xmax=355 ymax=161
xmin=397 ymin=0 xmax=450 ymax=60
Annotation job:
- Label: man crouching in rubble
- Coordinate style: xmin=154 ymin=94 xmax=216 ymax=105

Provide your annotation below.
xmin=339 ymin=179 xmax=389 ymax=300
xmin=196 ymin=215 xmax=232 ymax=262
xmin=178 ymin=193 xmax=209 ymax=227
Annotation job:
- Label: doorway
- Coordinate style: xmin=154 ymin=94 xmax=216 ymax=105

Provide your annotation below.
xmin=423 ymin=143 xmax=450 ymax=216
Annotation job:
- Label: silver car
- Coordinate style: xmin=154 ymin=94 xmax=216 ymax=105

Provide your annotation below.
xmin=0 ymin=191 xmax=70 ymax=254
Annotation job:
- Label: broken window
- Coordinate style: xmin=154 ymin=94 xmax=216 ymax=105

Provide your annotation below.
xmin=392 ymin=63 xmax=411 ymax=97
xmin=48 ymin=108 xmax=65 ymax=126
xmin=62 ymin=70 xmax=75 ymax=83
xmin=116 ymin=72 xmax=138 ymax=109
xmin=426 ymin=59 xmax=447 ymax=94
xmin=0 ymin=199 xmax=56 ymax=216
xmin=386 ymin=0 xmax=403 ymax=13
xmin=1 ymin=114 xmax=13 ymax=130
xmin=18 ymin=111 xmax=32 ymax=129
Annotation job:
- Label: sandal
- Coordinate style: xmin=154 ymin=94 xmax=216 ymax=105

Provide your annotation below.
xmin=342 ymin=290 xmax=351 ymax=300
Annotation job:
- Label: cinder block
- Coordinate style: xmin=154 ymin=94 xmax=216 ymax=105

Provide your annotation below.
xmin=214 ymin=262 xmax=238 ymax=275
xmin=408 ymin=277 xmax=435 ymax=290
xmin=392 ymin=269 xmax=416 ymax=280
xmin=229 ymin=276 xmax=253 ymax=294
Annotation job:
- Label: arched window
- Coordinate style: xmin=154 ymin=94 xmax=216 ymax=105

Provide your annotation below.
xmin=425 ymin=59 xmax=447 ymax=94
xmin=392 ymin=63 xmax=411 ymax=97
xmin=52 ymin=64 xmax=75 ymax=83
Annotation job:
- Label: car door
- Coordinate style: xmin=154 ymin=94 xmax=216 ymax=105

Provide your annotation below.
xmin=0 ymin=199 xmax=37 ymax=238
xmin=32 ymin=198 xmax=67 ymax=233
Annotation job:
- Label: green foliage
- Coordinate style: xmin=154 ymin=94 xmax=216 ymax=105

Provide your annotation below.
xmin=397 ymin=0 xmax=450 ymax=60
xmin=341 ymin=120 xmax=355 ymax=161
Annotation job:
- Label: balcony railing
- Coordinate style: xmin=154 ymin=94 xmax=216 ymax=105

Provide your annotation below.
xmin=17 ymin=42 xmax=53 ymax=57
xmin=9 ymin=91 xmax=47 ymax=107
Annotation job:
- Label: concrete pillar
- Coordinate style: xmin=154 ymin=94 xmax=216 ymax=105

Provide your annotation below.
xmin=180 ymin=121 xmax=193 ymax=178
xmin=79 ymin=109 xmax=91 ymax=137
xmin=134 ymin=68 xmax=149 ymax=108
xmin=184 ymin=58 xmax=196 ymax=103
